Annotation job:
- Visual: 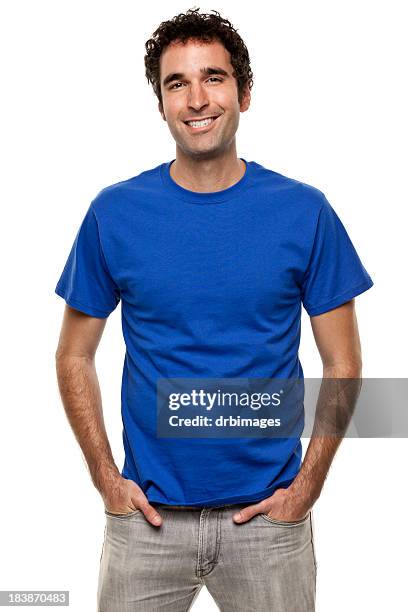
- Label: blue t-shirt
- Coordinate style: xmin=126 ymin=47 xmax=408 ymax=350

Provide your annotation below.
xmin=55 ymin=159 xmax=374 ymax=506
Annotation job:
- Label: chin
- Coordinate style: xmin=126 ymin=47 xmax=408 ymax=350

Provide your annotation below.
xmin=182 ymin=147 xmax=222 ymax=160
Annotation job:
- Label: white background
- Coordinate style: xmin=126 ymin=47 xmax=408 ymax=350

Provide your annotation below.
xmin=1 ymin=1 xmax=407 ymax=610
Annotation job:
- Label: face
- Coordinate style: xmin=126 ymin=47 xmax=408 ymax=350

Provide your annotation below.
xmin=158 ymin=38 xmax=250 ymax=159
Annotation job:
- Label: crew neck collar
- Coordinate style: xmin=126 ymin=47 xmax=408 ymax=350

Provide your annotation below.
xmin=160 ymin=158 xmax=253 ymax=204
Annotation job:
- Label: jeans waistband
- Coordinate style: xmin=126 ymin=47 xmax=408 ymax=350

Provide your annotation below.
xmin=151 ymin=502 xmax=246 ymax=510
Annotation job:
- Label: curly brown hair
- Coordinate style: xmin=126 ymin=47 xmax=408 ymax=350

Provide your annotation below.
xmin=144 ymin=7 xmax=254 ymax=111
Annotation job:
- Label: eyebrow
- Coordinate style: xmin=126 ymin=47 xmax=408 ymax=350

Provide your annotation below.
xmin=162 ymin=66 xmax=229 ymax=87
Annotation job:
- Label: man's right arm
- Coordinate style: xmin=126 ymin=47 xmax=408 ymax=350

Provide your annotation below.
xmin=54 ymin=304 xmax=162 ymax=526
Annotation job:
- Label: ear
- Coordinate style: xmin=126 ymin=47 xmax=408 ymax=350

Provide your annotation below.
xmin=239 ymin=84 xmax=251 ymax=113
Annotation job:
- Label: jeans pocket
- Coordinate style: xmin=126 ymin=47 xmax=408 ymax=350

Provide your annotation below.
xmin=259 ymin=510 xmax=310 ymax=526
xmin=104 ymin=508 xmax=141 ymax=519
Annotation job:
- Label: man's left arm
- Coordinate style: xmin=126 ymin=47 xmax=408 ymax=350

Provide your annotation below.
xmin=233 ymin=299 xmax=362 ymax=523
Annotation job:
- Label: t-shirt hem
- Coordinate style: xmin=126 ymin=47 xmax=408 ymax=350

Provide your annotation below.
xmin=303 ymin=278 xmax=374 ymax=317
xmin=144 ymin=479 xmax=296 ymax=507
xmin=55 ymin=285 xmax=111 ymax=318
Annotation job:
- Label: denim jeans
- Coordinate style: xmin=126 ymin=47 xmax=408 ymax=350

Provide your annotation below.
xmin=97 ymin=502 xmax=317 ymax=611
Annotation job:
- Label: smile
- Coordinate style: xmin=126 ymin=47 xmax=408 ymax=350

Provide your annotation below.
xmin=183 ymin=116 xmax=220 ymax=131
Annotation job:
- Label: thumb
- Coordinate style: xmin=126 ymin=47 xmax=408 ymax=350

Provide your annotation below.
xmin=233 ymin=501 xmax=265 ymax=524
xmin=138 ymin=500 xmax=163 ymax=526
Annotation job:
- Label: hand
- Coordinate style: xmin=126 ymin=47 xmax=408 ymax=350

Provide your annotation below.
xmin=232 ymin=486 xmax=311 ymax=524
xmin=101 ymin=475 xmax=162 ymax=527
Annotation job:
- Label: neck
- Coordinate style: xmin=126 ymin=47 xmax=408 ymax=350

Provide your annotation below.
xmin=170 ymin=146 xmax=245 ymax=193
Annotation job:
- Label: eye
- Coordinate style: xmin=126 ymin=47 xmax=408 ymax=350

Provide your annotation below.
xmin=169 ymin=77 xmax=223 ymax=90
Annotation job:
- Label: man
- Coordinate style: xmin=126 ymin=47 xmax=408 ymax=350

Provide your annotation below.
xmin=55 ymin=8 xmax=373 ymax=611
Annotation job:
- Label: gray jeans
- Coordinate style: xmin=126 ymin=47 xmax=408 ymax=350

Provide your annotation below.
xmin=97 ymin=502 xmax=317 ymax=611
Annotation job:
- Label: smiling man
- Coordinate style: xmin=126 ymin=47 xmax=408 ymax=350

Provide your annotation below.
xmin=158 ymin=35 xmax=248 ymax=190
xmin=55 ymin=8 xmax=374 ymax=612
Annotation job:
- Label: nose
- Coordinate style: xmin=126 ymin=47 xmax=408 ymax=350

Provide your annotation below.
xmin=187 ymin=81 xmax=210 ymax=112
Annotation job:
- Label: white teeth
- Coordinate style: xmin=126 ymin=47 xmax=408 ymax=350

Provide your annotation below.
xmin=187 ymin=117 xmax=215 ymax=128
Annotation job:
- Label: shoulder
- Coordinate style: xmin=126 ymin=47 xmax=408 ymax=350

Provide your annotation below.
xmin=90 ymin=162 xmax=163 ymax=217
xmin=250 ymin=160 xmax=328 ymax=217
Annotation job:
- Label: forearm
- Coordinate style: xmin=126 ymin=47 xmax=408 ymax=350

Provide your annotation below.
xmin=55 ymin=354 xmax=120 ymax=493
xmin=290 ymin=364 xmax=362 ymax=506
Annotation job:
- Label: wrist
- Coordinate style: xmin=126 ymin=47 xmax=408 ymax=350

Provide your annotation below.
xmin=91 ymin=462 xmax=122 ymax=495
xmin=288 ymin=479 xmax=320 ymax=509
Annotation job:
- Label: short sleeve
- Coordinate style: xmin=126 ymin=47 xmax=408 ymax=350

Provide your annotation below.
xmin=301 ymin=195 xmax=374 ymax=316
xmin=55 ymin=204 xmax=121 ymax=318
